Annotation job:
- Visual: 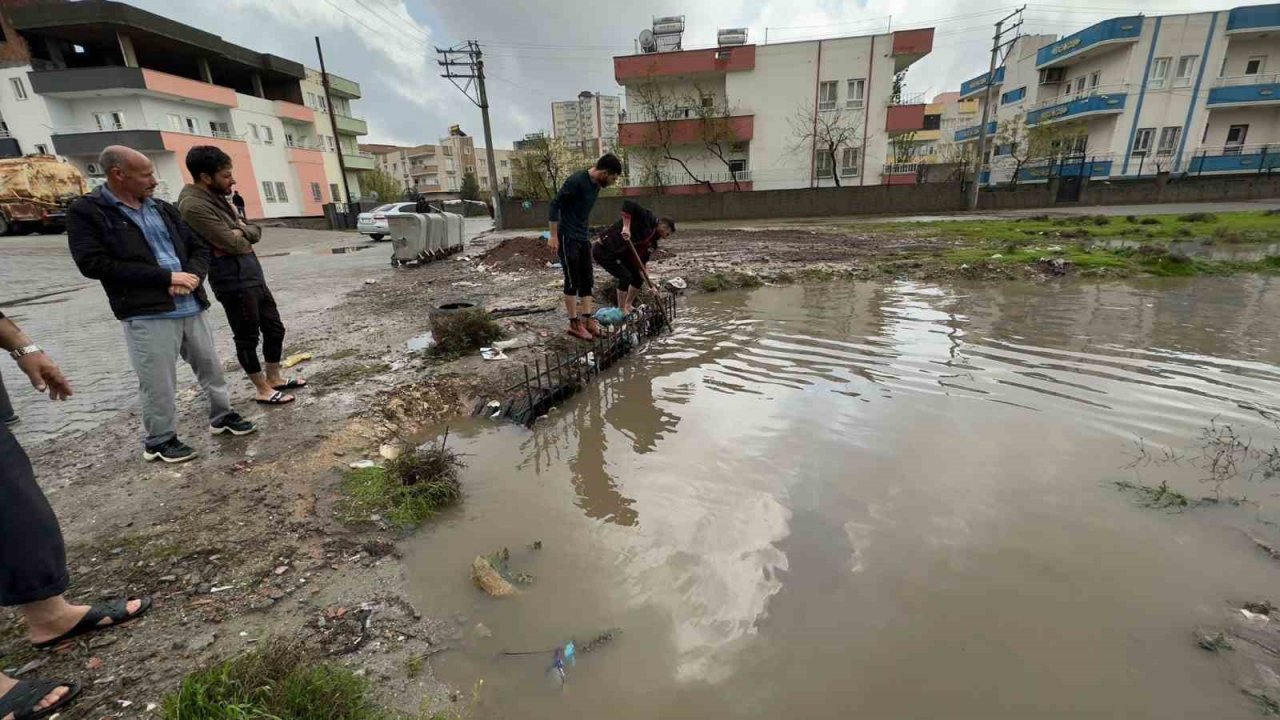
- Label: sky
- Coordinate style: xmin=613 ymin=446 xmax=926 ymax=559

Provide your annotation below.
xmin=130 ymin=0 xmax=1229 ymax=149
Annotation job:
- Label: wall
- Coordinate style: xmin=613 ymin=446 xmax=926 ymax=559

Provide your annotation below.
xmin=501 ymin=174 xmax=1279 ymax=228
xmin=1219 ymin=35 xmax=1275 ymax=75
xmin=0 ymin=65 xmax=54 ymax=153
xmin=158 ymin=131 xmax=263 ymax=217
xmin=231 ymin=93 xmax=301 ymax=217
xmin=1203 ymin=105 xmax=1280 ymax=147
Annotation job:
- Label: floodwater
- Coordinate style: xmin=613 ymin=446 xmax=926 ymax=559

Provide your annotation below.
xmin=405 ymin=277 xmax=1280 ymax=720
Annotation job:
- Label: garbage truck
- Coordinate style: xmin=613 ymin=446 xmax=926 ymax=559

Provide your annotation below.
xmin=0 ymin=155 xmax=86 ymax=235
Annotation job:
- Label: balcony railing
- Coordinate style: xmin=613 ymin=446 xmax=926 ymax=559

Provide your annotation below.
xmin=1187 ymin=144 xmax=1279 ymax=174
xmin=954 ymin=120 xmax=998 ymax=142
xmin=1025 ymin=85 xmax=1129 ymax=126
xmin=1207 ymin=74 xmax=1280 ymax=106
xmin=285 ymin=138 xmax=324 ymax=150
xmin=1035 ymin=16 xmax=1143 ymax=68
xmin=882 ymin=162 xmax=921 ymax=175
xmin=1226 ymin=5 xmax=1280 ymax=33
xmin=960 ymin=66 xmax=1005 ymax=99
xmin=619 ymin=169 xmax=751 ymax=187
xmin=889 ymin=92 xmax=927 ymax=106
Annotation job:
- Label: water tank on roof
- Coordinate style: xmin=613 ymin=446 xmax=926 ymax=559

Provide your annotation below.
xmin=718 ymin=28 xmax=748 ymax=46
xmin=652 ymin=16 xmax=685 ymax=34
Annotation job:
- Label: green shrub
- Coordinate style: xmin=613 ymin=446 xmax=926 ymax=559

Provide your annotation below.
xmin=430 ymin=308 xmax=502 ymax=358
xmin=1212 ymin=226 xmax=1246 ymax=244
xmin=1091 ymin=215 xmax=1111 ymax=226
xmin=1178 ymin=211 xmax=1218 ymax=222
xmin=1125 ymin=215 xmax=1139 ymax=223
xmin=340 ymin=441 xmax=464 ymax=529
xmin=1139 ymin=217 xmax=1160 ymax=225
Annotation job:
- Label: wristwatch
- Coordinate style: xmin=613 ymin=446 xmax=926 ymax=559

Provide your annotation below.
xmin=9 ymin=344 xmax=42 ymax=360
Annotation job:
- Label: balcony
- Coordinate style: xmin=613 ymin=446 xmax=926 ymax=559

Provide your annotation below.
xmin=619 ymin=115 xmax=753 ymax=147
xmin=274 ymin=101 xmax=314 ymax=124
xmin=1036 ymin=16 xmax=1143 ymax=69
xmin=614 ymin=45 xmax=755 ymax=83
xmin=326 ymin=73 xmax=362 ymax=99
xmin=1016 ymin=157 xmax=1114 ymax=182
xmin=342 ymin=150 xmax=377 ymax=171
xmin=27 ymin=66 xmax=238 ymax=107
xmin=1187 ymin=144 xmax=1280 ymax=174
xmin=960 ymin=66 xmax=1005 ymax=100
xmin=333 ymin=113 xmax=368 ymax=136
xmin=954 ymin=120 xmax=997 ymax=143
xmin=1207 ymin=74 xmax=1280 ymax=107
xmin=882 ymin=163 xmax=920 ymax=185
xmin=886 ymin=103 xmax=926 ymax=134
xmin=619 ymin=170 xmax=752 ymax=196
xmin=1226 ymin=4 xmax=1280 ymax=34
xmin=1025 ymin=88 xmax=1127 ymax=126
xmin=50 ymin=128 xmax=165 ymax=156
xmin=890 ymin=28 xmax=935 ymax=72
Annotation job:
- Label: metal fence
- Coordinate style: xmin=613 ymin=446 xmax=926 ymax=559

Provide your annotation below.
xmin=481 ymin=294 xmax=678 ymax=427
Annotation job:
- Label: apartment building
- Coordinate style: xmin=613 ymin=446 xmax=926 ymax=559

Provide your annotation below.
xmin=954 ymin=4 xmax=1280 ymax=185
xmin=299 ymin=68 xmax=369 ymax=202
xmin=551 ymin=91 xmax=621 ymax=156
xmin=613 ymin=25 xmax=935 ymax=193
xmin=0 ymin=0 xmax=369 ymax=218
xmin=365 ymin=133 xmax=514 ymax=199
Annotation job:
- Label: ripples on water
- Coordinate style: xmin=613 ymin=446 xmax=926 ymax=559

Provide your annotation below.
xmin=411 ymin=277 xmax=1280 ymax=720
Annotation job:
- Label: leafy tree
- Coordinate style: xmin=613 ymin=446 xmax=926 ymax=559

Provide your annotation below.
xmin=360 ymin=168 xmax=402 ymax=203
xmin=512 ymin=135 xmax=591 ymax=199
xmin=460 ymin=170 xmax=480 ymax=201
xmin=995 ymin=114 xmax=1088 ymax=185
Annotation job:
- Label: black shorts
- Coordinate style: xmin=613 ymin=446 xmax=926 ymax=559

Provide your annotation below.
xmin=592 ymin=245 xmax=643 ymax=291
xmin=558 ymin=239 xmax=593 ymax=297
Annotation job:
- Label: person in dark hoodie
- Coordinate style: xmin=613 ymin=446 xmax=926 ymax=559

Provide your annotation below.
xmin=592 ymin=200 xmax=675 ymax=315
xmin=178 ymin=146 xmax=304 ymax=406
xmin=68 ymin=145 xmax=255 ymax=464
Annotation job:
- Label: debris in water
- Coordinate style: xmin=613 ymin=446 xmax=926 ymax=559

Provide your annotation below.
xmin=472 ymin=555 xmax=517 ymax=597
xmin=1196 ymin=630 xmax=1233 ymax=652
xmin=480 ymin=347 xmax=508 ymax=361
xmin=349 ymin=459 xmax=377 ymax=470
xmin=475 ymin=623 xmax=494 ymax=639
xmin=1239 ymin=608 xmax=1270 ymax=624
xmin=282 ymin=352 xmax=312 ymax=368
xmin=549 ymin=647 xmax=566 ymax=683
xmin=594 ymin=307 xmax=626 ymax=326
xmin=665 ymin=277 xmax=687 ymax=291
xmin=529 ymin=540 xmax=543 ymax=551
xmin=1244 ymin=601 xmax=1276 ymax=616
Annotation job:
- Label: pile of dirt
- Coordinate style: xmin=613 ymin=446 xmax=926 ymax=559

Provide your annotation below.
xmin=483 ymin=236 xmax=558 ymax=271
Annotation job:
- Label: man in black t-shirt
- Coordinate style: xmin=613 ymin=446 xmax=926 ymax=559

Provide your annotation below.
xmin=593 ymin=200 xmax=675 ymax=314
xmin=548 ymin=153 xmax=622 ymax=340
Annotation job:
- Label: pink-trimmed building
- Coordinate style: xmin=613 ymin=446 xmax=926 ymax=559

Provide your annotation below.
xmin=613 ymin=25 xmax=934 ymax=194
xmin=0 ymin=0 xmax=369 ymax=219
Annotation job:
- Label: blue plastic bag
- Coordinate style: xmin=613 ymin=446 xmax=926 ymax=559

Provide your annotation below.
xmin=594 ymin=307 xmax=626 ymax=326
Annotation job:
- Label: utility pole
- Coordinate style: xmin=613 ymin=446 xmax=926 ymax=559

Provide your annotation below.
xmin=316 ymin=36 xmax=353 ymax=206
xmin=968 ymin=7 xmax=1024 ymax=211
xmin=437 ymin=41 xmax=504 ymax=230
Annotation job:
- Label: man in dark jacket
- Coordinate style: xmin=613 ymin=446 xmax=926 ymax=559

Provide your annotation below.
xmin=68 ymin=145 xmax=255 ymax=464
xmin=178 ymin=146 xmax=302 ymax=406
xmin=548 ymin=153 xmax=622 ymax=340
xmin=592 ymin=200 xmax=675 ymax=314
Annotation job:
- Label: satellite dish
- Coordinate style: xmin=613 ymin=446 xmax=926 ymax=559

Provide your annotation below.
xmin=639 ymin=29 xmax=656 ymax=53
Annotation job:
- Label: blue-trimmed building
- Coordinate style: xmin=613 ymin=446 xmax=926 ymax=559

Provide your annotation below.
xmin=951 ymin=4 xmax=1280 ymax=185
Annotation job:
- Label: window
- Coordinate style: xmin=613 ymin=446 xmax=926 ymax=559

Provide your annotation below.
xmin=500 ymin=159 xmax=508 ymax=168
xmin=262 ymin=181 xmax=276 ymax=202
xmin=9 ymin=77 xmax=26 ymax=101
xmin=1001 ymin=86 xmax=1027 ymax=104
xmin=34 ymin=143 xmax=48 ymax=154
xmin=274 ymin=182 xmax=288 ymax=202
xmin=1245 ymin=57 xmax=1264 ymax=75
xmin=728 ymin=158 xmax=747 ymax=173
xmin=1150 ymin=57 xmax=1170 ymax=88
xmin=840 ymin=147 xmax=860 ymax=177
xmin=184 ymin=117 xmax=198 ymax=134
xmin=1225 ymin=124 xmax=1248 ymax=154
xmin=1175 ymin=55 xmax=1197 ymax=86
xmin=1132 ymin=128 xmax=1154 ymax=155
xmin=310 ymin=182 xmax=322 ymax=202
xmin=922 ymin=114 xmax=941 ymax=130
xmin=1075 ymin=76 xmax=1086 ymax=95
xmin=1157 ymin=127 xmax=1180 ymax=155
xmin=93 ymin=111 xmax=124 ymax=131
xmin=818 ymin=81 xmax=837 ymax=111
xmin=330 ymin=183 xmax=340 ymax=202
xmin=209 ymin=121 xmax=230 ymax=138
xmin=1089 ymin=71 xmax=1101 ymax=91
xmin=464 ymin=146 xmax=471 ymax=155
xmin=262 ymin=126 xmax=274 ymax=145
xmin=700 ymin=94 xmax=714 ymax=109
xmin=846 ymin=79 xmax=865 ymax=109
xmin=325 ymin=135 xmax=336 ymax=152
xmin=816 ymin=150 xmax=834 ymax=178
xmin=167 ymin=113 xmax=182 ymax=131
xmin=285 ymin=132 xmax=296 ymax=147
xmin=248 ymin=124 xmax=260 ymax=142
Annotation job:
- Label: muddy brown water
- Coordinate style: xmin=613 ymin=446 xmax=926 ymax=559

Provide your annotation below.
xmin=406 ymin=277 xmax=1280 ymax=719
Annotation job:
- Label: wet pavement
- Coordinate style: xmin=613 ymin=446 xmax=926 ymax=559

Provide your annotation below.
xmin=0 ymin=220 xmax=491 ymax=444
xmin=405 ymin=276 xmax=1280 ymax=720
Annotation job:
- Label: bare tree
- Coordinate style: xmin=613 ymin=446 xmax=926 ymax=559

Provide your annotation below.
xmin=890 ymin=131 xmax=920 ymax=164
xmin=629 ymin=79 xmax=714 ymax=192
xmin=512 ymin=135 xmax=590 ymax=200
xmin=790 ymin=104 xmax=863 ymax=188
xmin=689 ymin=85 xmax=745 ymax=191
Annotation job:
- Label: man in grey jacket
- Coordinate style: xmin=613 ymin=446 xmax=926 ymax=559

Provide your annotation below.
xmin=178 ymin=146 xmax=304 ymax=406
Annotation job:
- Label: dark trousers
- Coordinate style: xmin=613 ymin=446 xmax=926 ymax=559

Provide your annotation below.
xmin=218 ymin=285 xmax=285 ymax=375
xmin=0 ymin=423 xmax=68 ymax=606
xmin=558 ymin=240 xmax=594 ymax=298
xmin=592 ymin=246 xmax=643 ymax=292
xmin=0 ymin=369 xmax=14 ymax=422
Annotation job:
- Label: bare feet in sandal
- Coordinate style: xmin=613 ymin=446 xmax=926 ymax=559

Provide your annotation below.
xmin=0 ymin=673 xmax=79 ymax=720
xmin=25 ymin=595 xmax=150 ymax=648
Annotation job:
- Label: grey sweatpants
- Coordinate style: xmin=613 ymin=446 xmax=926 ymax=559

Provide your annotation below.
xmin=122 ymin=311 xmax=232 ymax=448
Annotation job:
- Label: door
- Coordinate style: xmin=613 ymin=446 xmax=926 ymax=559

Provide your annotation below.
xmin=1057 ymin=176 xmax=1082 ymax=202
xmin=1225 ymin=125 xmax=1248 ymax=155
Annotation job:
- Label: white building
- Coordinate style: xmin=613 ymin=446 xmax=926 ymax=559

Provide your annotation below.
xmin=551 ymin=91 xmax=620 ymax=156
xmin=613 ymin=26 xmax=936 ymax=194
xmin=365 ymin=133 xmax=513 ymax=199
xmin=954 ymin=3 xmax=1280 ymax=185
xmin=0 ymin=0 xmax=371 ymax=218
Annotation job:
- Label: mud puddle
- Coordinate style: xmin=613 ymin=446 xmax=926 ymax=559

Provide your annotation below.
xmin=406 ymin=277 xmax=1280 ymax=719
xmin=1101 ymin=238 xmax=1280 ymax=261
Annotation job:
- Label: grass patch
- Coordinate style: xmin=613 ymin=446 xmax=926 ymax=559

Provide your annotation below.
xmin=698 ymin=271 xmax=764 ymax=292
xmin=861 ymin=210 xmax=1280 ymax=246
xmin=311 ymin=362 xmax=392 ymax=387
xmin=1178 ymin=211 xmax=1218 ymax=222
xmin=339 ymin=440 xmax=464 ymax=530
xmin=163 ymin=640 xmax=399 ymax=720
xmin=1114 ymin=479 xmax=1191 ymax=509
xmin=430 ymin=308 xmax=503 ymax=359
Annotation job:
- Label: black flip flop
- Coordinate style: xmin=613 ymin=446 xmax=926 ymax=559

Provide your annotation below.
xmin=0 ymin=678 xmax=81 ymax=719
xmin=272 ymin=378 xmax=307 ymax=391
xmin=31 ymin=596 xmax=153 ymax=650
xmin=255 ymin=390 xmax=295 ymax=405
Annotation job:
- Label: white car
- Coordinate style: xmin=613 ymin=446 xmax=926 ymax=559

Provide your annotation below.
xmin=357 ymin=202 xmax=417 ymax=240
